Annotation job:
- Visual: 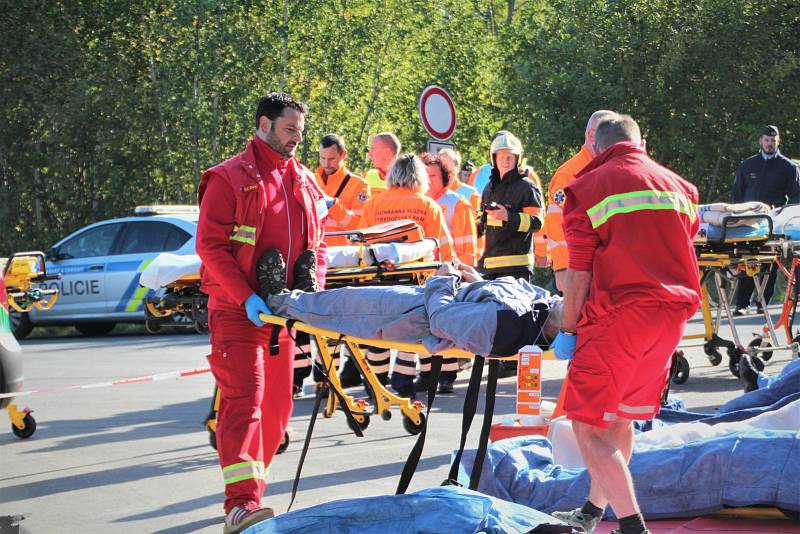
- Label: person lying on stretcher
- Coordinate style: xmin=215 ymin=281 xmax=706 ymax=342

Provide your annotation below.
xmin=255 ymin=247 xmax=563 ymax=357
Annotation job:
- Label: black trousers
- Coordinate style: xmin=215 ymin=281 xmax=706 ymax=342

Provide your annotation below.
xmin=734 ymin=262 xmax=779 ymax=309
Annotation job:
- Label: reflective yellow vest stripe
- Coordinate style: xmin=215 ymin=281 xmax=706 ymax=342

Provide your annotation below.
xmin=230 ymin=224 xmax=256 ymax=246
xmin=587 ymin=190 xmax=697 ymax=229
xmin=483 ymin=253 xmax=534 ymax=270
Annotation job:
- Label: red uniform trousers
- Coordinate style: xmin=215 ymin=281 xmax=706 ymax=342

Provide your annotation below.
xmin=564 ymin=301 xmax=694 ymax=428
xmin=207 ymin=309 xmax=295 ymax=513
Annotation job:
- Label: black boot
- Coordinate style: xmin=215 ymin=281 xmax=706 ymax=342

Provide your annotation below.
xmin=293 ymin=249 xmax=319 ymax=292
xmin=256 ymin=248 xmax=288 ymax=299
xmin=498 ymin=360 xmax=518 ymax=379
xmin=413 ymin=372 xmax=431 ymax=392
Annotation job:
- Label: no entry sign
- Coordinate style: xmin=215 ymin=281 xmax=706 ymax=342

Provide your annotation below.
xmin=418 ymin=85 xmax=457 ymax=141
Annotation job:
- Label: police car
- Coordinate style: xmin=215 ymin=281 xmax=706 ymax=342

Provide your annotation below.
xmin=10 ymin=206 xmax=198 ymax=339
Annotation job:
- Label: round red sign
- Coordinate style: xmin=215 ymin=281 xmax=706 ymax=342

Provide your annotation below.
xmin=418 ymin=86 xmax=457 ymax=141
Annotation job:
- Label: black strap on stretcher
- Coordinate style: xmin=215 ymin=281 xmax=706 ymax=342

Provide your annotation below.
xmin=395 ymin=356 xmax=443 ymax=494
xmin=396 ymin=354 xmax=501 ymax=494
xmin=284 ymin=331 xmax=366 ymax=511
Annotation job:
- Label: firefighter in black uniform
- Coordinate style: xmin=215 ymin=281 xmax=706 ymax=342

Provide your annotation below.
xmin=478 ymin=131 xmax=544 ymax=377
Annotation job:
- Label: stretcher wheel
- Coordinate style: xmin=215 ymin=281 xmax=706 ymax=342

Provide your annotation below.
xmin=703 ymin=344 xmax=723 ymax=366
xmin=208 ymin=429 xmax=217 ymax=450
xmin=346 ymin=414 xmax=370 ymax=433
xmin=145 ymin=319 xmax=162 ymax=334
xmin=402 ymin=412 xmax=425 ymax=435
xmin=11 ymin=413 xmax=36 ymax=439
xmin=728 ymin=352 xmax=764 ymax=378
xmin=747 ymin=337 xmax=773 ymax=361
xmin=276 ymin=432 xmax=289 ymax=454
xmin=671 ymin=354 xmax=690 ymax=384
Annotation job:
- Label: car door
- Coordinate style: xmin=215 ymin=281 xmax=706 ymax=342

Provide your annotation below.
xmin=40 ymin=222 xmax=124 ymax=318
xmin=105 ymin=220 xmax=193 ymax=316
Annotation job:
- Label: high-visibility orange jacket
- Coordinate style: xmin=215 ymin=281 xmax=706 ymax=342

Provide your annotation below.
xmin=545 ymin=145 xmax=592 ymax=272
xmin=431 ymin=188 xmax=478 ymax=266
xmin=360 ymin=187 xmax=455 ymax=261
xmin=449 ymin=177 xmax=483 ymax=259
xmin=523 ymin=166 xmax=548 ymax=263
xmin=315 ymin=165 xmax=370 ymax=246
xmin=364 ymin=168 xmax=387 ymax=196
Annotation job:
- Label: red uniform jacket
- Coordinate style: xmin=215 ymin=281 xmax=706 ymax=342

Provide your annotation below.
xmin=563 ymin=142 xmax=701 ymax=320
xmin=196 ymin=136 xmax=327 ymax=312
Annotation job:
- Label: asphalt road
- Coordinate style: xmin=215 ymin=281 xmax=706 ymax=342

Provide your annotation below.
xmin=0 ymin=309 xmax=795 ymax=533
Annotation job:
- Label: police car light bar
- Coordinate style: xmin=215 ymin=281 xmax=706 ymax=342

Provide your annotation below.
xmin=134 ymin=205 xmax=200 ymax=216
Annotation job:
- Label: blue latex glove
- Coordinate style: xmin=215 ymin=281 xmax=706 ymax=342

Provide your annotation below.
xmin=325 ymin=196 xmax=336 ymax=209
xmin=244 ymin=293 xmax=270 ymax=327
xmin=552 ymin=331 xmax=577 ymax=360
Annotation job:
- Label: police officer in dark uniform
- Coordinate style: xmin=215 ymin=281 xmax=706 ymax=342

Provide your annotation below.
xmin=732 ymin=125 xmax=800 ymax=314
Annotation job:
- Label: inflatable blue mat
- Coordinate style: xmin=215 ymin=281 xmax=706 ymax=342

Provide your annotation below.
xmin=243 ymin=485 xmax=570 ymax=534
xmin=458 ymin=430 xmax=800 ymax=520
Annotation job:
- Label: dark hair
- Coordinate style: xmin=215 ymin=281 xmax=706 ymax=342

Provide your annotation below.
xmin=320 ymin=133 xmax=345 ymax=153
xmin=255 ymin=92 xmax=308 ymax=130
xmin=419 ymin=152 xmax=456 ymax=187
xmin=594 ymin=114 xmax=641 ymax=153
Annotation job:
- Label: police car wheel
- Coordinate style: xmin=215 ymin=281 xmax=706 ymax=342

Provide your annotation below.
xmin=75 ymin=322 xmax=116 ymax=337
xmin=9 ymin=311 xmax=33 ymax=339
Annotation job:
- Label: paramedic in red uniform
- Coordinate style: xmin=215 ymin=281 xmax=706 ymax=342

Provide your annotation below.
xmin=196 ymin=92 xmax=327 ymax=534
xmin=551 ymin=114 xmax=701 ymax=534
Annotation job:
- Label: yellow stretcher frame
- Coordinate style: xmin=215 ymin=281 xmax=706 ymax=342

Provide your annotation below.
xmin=684 ymin=224 xmax=798 ymax=378
xmin=258 ymin=312 xmax=557 ymax=434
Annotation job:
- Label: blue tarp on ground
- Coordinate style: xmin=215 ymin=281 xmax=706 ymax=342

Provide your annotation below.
xmin=458 ymin=430 xmax=800 ymax=520
xmin=242 ymin=485 xmax=569 ymax=534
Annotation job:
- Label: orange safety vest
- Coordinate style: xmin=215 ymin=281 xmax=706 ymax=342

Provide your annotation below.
xmin=360 ymin=187 xmax=455 ymax=261
xmin=433 ymin=188 xmax=478 ymax=267
xmin=544 ymin=145 xmax=592 ymax=272
xmin=523 ymin=166 xmax=548 ymax=263
xmin=315 ymin=166 xmax=370 ymax=246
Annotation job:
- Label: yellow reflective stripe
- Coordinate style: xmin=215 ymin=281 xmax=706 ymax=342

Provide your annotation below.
xmin=587 ymin=190 xmax=697 ymax=229
xmin=230 ymin=224 xmax=256 ymax=246
xmin=125 ymin=259 xmax=153 ymax=312
xmin=517 ymin=213 xmax=531 ymax=233
xmin=483 ymin=254 xmax=534 ymax=269
xmin=222 ymin=460 xmax=266 ymax=485
xmin=486 ymin=218 xmax=503 ymax=227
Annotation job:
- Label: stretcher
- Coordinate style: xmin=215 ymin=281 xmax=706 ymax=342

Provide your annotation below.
xmin=1 ymin=251 xmax=61 ymax=439
xmin=140 ymin=253 xmax=208 ymax=334
xmin=140 ymin=220 xmax=446 ymax=446
xmin=683 ymin=206 xmax=798 ymax=382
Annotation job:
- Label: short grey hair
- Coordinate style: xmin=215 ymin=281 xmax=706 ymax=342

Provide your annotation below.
xmin=585 ymin=110 xmax=617 ymax=136
xmin=373 ymin=132 xmax=401 ymax=156
xmin=594 ymin=114 xmax=641 ymax=153
xmin=438 ymin=148 xmax=461 ymax=169
xmin=386 ymin=153 xmax=429 ymax=193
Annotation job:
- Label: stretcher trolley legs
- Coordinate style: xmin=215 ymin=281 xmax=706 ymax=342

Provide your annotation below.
xmin=313 ymin=337 xmax=426 ymax=435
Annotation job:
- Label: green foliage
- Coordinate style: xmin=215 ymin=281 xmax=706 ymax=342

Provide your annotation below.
xmin=1 ymin=0 xmax=798 ymax=254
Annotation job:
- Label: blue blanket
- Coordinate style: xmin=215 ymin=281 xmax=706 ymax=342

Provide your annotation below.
xmin=242 ymin=486 xmax=568 ymax=534
xmin=458 ymin=431 xmax=800 ymax=520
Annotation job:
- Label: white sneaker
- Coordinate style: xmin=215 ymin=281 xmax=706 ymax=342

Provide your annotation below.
xmin=223 ymin=504 xmax=275 ymax=534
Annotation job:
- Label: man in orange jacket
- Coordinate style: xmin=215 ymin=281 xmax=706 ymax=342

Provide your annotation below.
xmin=292 ymin=134 xmax=371 ymax=395
xmin=365 ymin=132 xmax=401 ymax=195
xmin=545 ymin=110 xmax=615 ymax=292
xmin=360 ymin=154 xmax=455 ymax=398
xmin=315 ymin=134 xmax=370 ymax=247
